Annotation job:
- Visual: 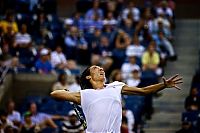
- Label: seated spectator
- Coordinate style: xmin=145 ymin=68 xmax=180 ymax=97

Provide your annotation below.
xmin=52 ymin=73 xmax=69 ymax=91
xmin=0 ymin=10 xmax=18 ymax=34
xmin=85 ymin=11 xmax=103 ymax=33
xmin=155 ymin=31 xmax=176 ymax=60
xmin=62 ymin=110 xmax=84 ymax=133
xmin=126 ymin=35 xmax=145 ymax=59
xmin=85 ymin=0 xmax=104 ymax=20
xmin=185 ymin=87 xmax=200 ymax=111
xmin=176 ymin=120 xmax=193 ymax=133
xmin=121 ymin=54 xmax=140 ymax=81
xmin=68 ymin=76 xmax=81 ymax=92
xmin=64 ymin=26 xmax=89 ymax=64
xmin=113 ymin=29 xmax=131 ymax=68
xmin=50 ymin=45 xmax=69 ymax=74
xmin=122 ymin=1 xmax=140 ymax=22
xmin=0 ymin=110 xmax=16 ymax=133
xmin=27 ymin=102 xmax=58 ymax=130
xmin=35 ymin=48 xmax=55 ymax=74
xmin=121 ymin=18 xmax=135 ymax=37
xmin=127 ymin=69 xmax=141 ymax=87
xmin=142 ymin=41 xmax=162 ymax=76
xmin=14 ymin=24 xmax=31 ymax=49
xmin=156 ymin=0 xmax=173 ymax=21
xmin=109 ymin=69 xmax=123 ymax=83
xmin=6 ymin=100 xmax=21 ymax=128
xmin=20 ymin=111 xmax=37 ymax=133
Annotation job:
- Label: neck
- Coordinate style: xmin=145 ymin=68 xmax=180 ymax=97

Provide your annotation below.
xmin=92 ymin=81 xmax=105 ymax=90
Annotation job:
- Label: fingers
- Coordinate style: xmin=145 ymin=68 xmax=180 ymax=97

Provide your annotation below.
xmin=174 ymin=77 xmax=183 ymax=82
xmin=175 ymin=81 xmax=183 ymax=84
xmin=174 ymin=85 xmax=181 ymax=90
xmin=169 ymin=74 xmax=179 ymax=80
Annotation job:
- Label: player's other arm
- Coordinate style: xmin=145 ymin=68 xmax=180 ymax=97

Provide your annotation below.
xmin=122 ymin=74 xmax=183 ymax=95
xmin=50 ymin=90 xmax=81 ymax=104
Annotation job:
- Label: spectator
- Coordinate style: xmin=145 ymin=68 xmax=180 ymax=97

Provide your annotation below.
xmin=20 ymin=111 xmax=36 ymax=133
xmin=113 ymin=29 xmax=131 ymax=68
xmin=109 ymin=69 xmax=123 ymax=83
xmin=122 ymin=1 xmax=140 ymax=22
xmin=0 ymin=110 xmax=15 ymax=133
xmin=142 ymin=41 xmax=162 ymax=76
xmin=185 ymin=87 xmax=200 ymax=111
xmin=126 ymin=35 xmax=145 ymax=59
xmin=68 ymin=76 xmax=82 ymax=92
xmin=27 ymin=102 xmax=58 ymax=130
xmin=35 ymin=48 xmax=55 ymax=74
xmin=14 ymin=24 xmax=31 ymax=48
xmin=52 ymin=73 xmax=69 ymax=91
xmin=176 ymin=120 xmax=193 ymax=133
xmin=155 ymin=31 xmax=176 ymax=60
xmin=6 ymin=100 xmax=21 ymax=128
xmin=64 ymin=26 xmax=88 ymax=63
xmin=121 ymin=18 xmax=135 ymax=38
xmin=62 ymin=110 xmax=84 ymax=133
xmin=0 ymin=10 xmax=18 ymax=34
xmin=156 ymin=0 xmax=173 ymax=21
xmin=121 ymin=54 xmax=140 ymax=81
xmin=50 ymin=45 xmax=69 ymax=73
xmin=127 ymin=69 xmax=141 ymax=87
xmin=85 ymin=11 xmax=103 ymax=33
xmin=85 ymin=0 xmax=104 ymax=20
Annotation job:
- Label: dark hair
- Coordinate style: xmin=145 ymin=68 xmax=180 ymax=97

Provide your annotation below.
xmin=58 ymin=73 xmax=67 ymax=82
xmin=80 ymin=67 xmax=93 ymax=90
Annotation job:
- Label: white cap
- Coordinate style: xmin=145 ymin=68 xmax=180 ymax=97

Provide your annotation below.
xmin=40 ymin=48 xmax=49 ymax=56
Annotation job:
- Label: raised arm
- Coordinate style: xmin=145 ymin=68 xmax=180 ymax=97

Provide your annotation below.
xmin=122 ymin=74 xmax=183 ymax=95
xmin=50 ymin=90 xmax=81 ymax=104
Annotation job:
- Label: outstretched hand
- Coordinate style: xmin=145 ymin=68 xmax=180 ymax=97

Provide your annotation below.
xmin=162 ymin=74 xmax=183 ymax=90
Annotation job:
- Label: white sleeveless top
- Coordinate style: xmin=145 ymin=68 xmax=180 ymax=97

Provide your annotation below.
xmin=80 ymin=81 xmax=126 ymax=133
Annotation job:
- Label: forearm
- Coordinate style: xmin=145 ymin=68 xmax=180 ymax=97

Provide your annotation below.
xmin=141 ymin=82 xmax=166 ymax=94
xmin=122 ymin=82 xmax=166 ymax=95
xmin=50 ymin=90 xmax=80 ymax=104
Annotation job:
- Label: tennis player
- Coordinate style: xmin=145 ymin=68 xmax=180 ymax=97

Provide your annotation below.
xmin=51 ymin=65 xmax=182 ymax=133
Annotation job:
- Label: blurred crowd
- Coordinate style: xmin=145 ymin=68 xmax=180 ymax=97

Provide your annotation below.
xmin=0 ymin=0 xmax=178 ymax=132
xmin=176 ymin=70 xmax=200 ymax=133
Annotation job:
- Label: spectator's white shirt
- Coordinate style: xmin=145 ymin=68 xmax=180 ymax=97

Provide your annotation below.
xmin=51 ymin=51 xmax=67 ymax=68
xmin=126 ymin=45 xmax=145 ymax=58
xmin=80 ymin=81 xmax=125 ymax=133
xmin=121 ymin=63 xmax=140 ymax=80
xmin=127 ymin=78 xmax=141 ymax=87
xmin=122 ymin=7 xmax=140 ymax=21
xmin=68 ymin=83 xmax=81 ymax=92
xmin=156 ymin=7 xmax=173 ymax=17
xmin=15 ymin=33 xmax=31 ymax=45
xmin=52 ymin=82 xmax=69 ymax=91
xmin=7 ymin=110 xmax=21 ymax=122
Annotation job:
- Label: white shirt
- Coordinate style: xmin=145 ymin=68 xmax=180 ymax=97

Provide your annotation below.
xmin=122 ymin=8 xmax=140 ymax=21
xmin=80 ymin=81 xmax=125 ymax=133
xmin=15 ymin=33 xmax=31 ymax=45
xmin=126 ymin=45 xmax=145 ymax=58
xmin=7 ymin=111 xmax=21 ymax=122
xmin=121 ymin=63 xmax=140 ymax=80
xmin=68 ymin=83 xmax=81 ymax=92
xmin=51 ymin=51 xmax=67 ymax=68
